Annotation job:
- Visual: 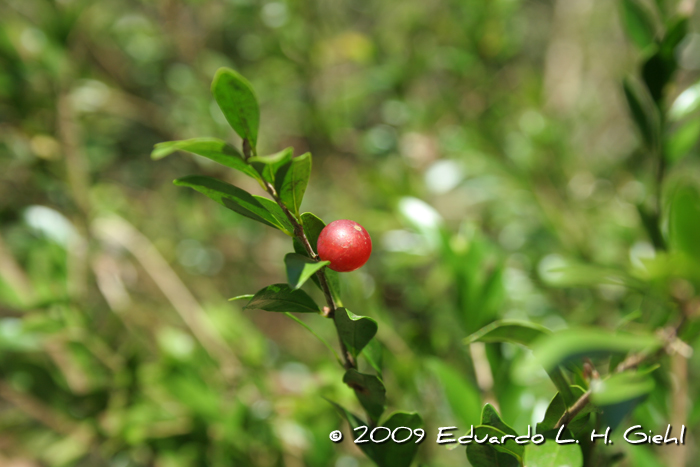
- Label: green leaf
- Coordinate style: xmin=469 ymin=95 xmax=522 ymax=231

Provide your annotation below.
xmin=591 ymin=372 xmax=654 ymax=430
xmin=470 ymin=425 xmax=523 ymax=459
xmin=370 ymin=412 xmax=428 ymax=467
xmin=150 ymin=138 xmax=260 ymax=180
xmin=464 ymin=319 xmax=551 ymax=347
xmin=466 ymin=443 xmax=520 ymax=467
xmin=324 ymin=269 xmax=342 ymax=306
xmin=228 ymin=294 xmax=254 ymax=301
xmin=465 ymin=322 xmax=575 ymax=404
xmin=642 ymin=18 xmax=686 ymax=103
xmin=515 ymin=328 xmax=663 ymax=380
xmin=173 ymin=175 xmax=292 ymax=234
xmin=334 ymin=307 xmax=378 ymax=359
xmin=668 ymin=185 xmax=700 ymax=262
xmin=362 ymin=338 xmax=384 ymax=377
xmin=621 ymin=0 xmax=657 ymax=49
xmin=522 ymin=441 xmax=583 ymax=467
xmin=275 ymin=152 xmax=312 ymax=218
xmin=253 ymin=195 xmax=294 ymax=234
xmin=284 ymin=253 xmax=330 ymax=289
xmin=292 ymin=213 xmax=343 ymax=305
xmin=536 ymin=386 xmax=592 ymax=434
xmin=590 ymin=372 xmax=654 ymax=406
xmin=299 ymin=212 xmax=326 ymax=251
xmin=249 ymin=147 xmax=293 ymax=184
xmin=343 ymin=369 xmax=386 ymax=423
xmin=480 ymin=404 xmax=517 ymax=438
xmin=667 ymin=119 xmax=700 ymax=163
xmin=243 ymin=283 xmax=320 ymax=313
xmin=623 ymin=77 xmax=661 ymax=150
xmin=373 ymin=412 xmax=423 ymax=467
xmin=660 ymin=16 xmax=688 ymax=56
xmin=428 ymin=359 xmax=481 ymax=429
xmin=642 ymin=51 xmax=677 ymax=104
xmin=211 ymin=67 xmax=260 ymax=150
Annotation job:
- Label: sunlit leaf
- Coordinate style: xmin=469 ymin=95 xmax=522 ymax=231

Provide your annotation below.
xmin=275 ymin=152 xmax=312 ymax=218
xmin=362 ymin=338 xmax=384 ymax=377
xmin=151 ymin=138 xmax=260 ymax=180
xmin=254 ymin=195 xmax=294 ymax=234
xmin=293 ymin=212 xmax=342 ymax=304
xmin=334 ymin=307 xmax=377 ymax=359
xmin=284 ymin=253 xmax=330 ymax=289
xmin=249 ymin=147 xmax=293 ymax=184
xmin=211 ymin=67 xmax=260 ymax=150
xmin=666 ymin=119 xmax=700 ymax=163
xmin=173 ymin=175 xmax=292 ymax=234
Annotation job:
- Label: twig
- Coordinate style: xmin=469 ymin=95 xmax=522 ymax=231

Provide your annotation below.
xmin=258 ymin=177 xmax=356 ymax=369
xmin=242 ymin=135 xmax=354 ymax=369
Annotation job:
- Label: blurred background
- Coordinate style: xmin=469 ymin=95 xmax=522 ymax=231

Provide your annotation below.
xmin=1 ymin=0 xmax=700 ymax=466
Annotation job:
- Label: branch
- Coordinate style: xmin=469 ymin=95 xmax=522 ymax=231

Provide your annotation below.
xmin=258 ymin=175 xmax=356 ymax=369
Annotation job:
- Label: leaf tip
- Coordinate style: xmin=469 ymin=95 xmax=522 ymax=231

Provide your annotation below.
xmin=151 ymin=143 xmax=173 ymax=160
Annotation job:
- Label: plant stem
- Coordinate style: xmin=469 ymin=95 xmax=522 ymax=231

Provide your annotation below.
xmin=259 ymin=178 xmax=356 ymax=369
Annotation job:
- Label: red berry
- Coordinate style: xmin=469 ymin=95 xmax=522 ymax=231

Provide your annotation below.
xmin=317 ymin=220 xmax=372 ymax=272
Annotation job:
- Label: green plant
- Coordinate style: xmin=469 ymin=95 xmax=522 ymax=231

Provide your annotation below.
xmin=153 ymin=68 xmax=422 ymax=467
xmin=441 ymin=3 xmax=700 ymax=466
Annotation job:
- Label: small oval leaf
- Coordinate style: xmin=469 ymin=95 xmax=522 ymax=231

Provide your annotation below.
xmin=334 ymin=307 xmax=378 ymax=359
xmin=284 ymin=253 xmax=330 ymax=289
xmin=244 ymin=283 xmax=320 ymax=313
xmin=151 ymin=137 xmax=260 ymax=180
xmin=174 ymin=175 xmax=291 ymax=234
xmin=211 ymin=68 xmax=260 ymax=150
xmin=343 ymin=369 xmax=386 ymax=423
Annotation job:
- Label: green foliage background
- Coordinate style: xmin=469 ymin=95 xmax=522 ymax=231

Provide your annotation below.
xmin=1 ymin=0 xmax=700 ymax=466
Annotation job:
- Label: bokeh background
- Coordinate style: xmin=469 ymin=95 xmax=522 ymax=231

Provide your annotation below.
xmin=1 ymin=0 xmax=700 ymax=466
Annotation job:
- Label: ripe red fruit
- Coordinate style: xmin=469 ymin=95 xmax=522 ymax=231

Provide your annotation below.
xmin=317 ymin=220 xmax=372 ymax=272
